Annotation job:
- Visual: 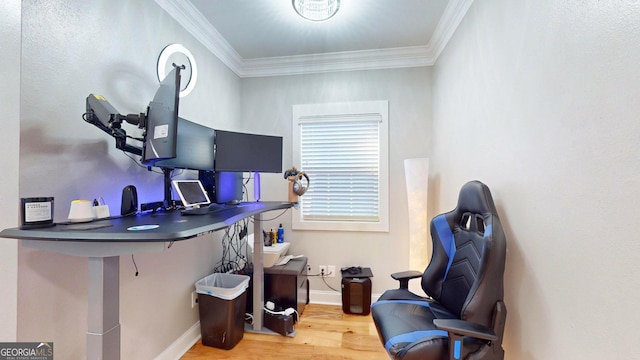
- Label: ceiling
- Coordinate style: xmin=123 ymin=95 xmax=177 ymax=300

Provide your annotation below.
xmin=154 ymin=0 xmax=474 ymax=77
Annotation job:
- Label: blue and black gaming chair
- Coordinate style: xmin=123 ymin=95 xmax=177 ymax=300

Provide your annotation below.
xmin=371 ymin=180 xmax=507 ymax=360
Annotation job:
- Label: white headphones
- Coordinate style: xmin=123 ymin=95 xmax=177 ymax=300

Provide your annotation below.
xmin=292 ymin=171 xmax=310 ymax=196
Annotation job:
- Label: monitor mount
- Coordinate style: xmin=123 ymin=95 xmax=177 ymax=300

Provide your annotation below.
xmin=83 ymin=63 xmax=185 ymax=157
xmin=84 ymin=94 xmax=146 ymax=156
xmin=84 ymin=94 xmax=175 ymax=212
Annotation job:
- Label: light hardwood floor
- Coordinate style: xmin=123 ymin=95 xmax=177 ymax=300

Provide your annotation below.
xmin=181 ymin=304 xmax=389 ymax=360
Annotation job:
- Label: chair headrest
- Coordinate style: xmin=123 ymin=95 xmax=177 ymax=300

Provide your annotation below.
xmin=455 ymin=180 xmax=499 ymax=218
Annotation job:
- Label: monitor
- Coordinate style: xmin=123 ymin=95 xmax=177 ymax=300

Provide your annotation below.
xmin=142 ymin=66 xmax=181 ymax=165
xmin=153 ymin=117 xmax=216 ymax=171
xmin=172 ymin=180 xmax=211 ymax=208
xmin=214 ymin=130 xmax=283 ymax=173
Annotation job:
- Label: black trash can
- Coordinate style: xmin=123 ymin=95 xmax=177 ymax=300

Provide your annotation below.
xmin=196 ymin=273 xmax=250 ymax=350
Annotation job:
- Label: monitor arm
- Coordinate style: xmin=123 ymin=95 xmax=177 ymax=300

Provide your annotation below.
xmin=84 ymin=94 xmax=146 ymax=156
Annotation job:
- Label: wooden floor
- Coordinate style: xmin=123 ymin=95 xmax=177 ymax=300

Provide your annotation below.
xmin=181 ymin=304 xmax=389 ymax=360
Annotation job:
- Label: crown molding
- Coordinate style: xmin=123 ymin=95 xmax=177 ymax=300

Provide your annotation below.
xmin=154 ymin=0 xmax=244 ymax=74
xmin=155 ymin=0 xmax=473 ymax=78
xmin=240 ymin=45 xmax=434 ymax=78
xmin=430 ymin=0 xmax=475 ymax=61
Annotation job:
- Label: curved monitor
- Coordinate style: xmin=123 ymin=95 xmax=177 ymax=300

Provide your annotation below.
xmin=142 ymin=67 xmax=181 ymax=165
xmin=153 ymin=117 xmax=216 ymax=171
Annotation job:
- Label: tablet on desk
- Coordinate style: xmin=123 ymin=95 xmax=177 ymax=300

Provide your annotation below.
xmin=172 ymin=179 xmax=211 ymax=208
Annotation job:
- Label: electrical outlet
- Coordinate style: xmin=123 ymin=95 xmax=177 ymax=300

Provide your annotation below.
xmin=327 ymin=265 xmax=336 ymax=277
xmin=319 ymin=265 xmax=327 ymax=276
xmin=191 ymin=291 xmax=198 ymax=308
xmin=307 ymin=264 xmax=312 ymax=273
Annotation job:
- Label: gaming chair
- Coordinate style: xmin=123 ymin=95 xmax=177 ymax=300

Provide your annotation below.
xmin=371 ymin=180 xmax=507 ymax=360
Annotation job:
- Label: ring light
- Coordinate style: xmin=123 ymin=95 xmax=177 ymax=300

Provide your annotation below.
xmin=157 ymin=44 xmax=197 ymax=97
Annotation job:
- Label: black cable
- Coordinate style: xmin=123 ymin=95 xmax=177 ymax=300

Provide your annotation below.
xmin=131 ymin=254 xmax=139 ymax=277
xmin=228 ymin=226 xmax=240 ymax=267
xmin=215 ymin=225 xmax=237 ymax=273
xmin=215 ymin=230 xmax=230 ymax=271
xmin=126 ymin=134 xmax=144 ymax=141
xmin=241 ymin=175 xmax=250 ymax=202
xmin=321 ymin=274 xmax=340 ymax=292
xmin=213 ymin=218 xmax=252 ymax=274
xmin=307 ymin=270 xmax=340 ymax=291
xmin=250 ymin=208 xmax=290 ymax=223
xmin=230 ymin=221 xmax=248 ymax=272
xmin=242 ymin=183 xmax=249 ymax=201
xmin=122 ymin=151 xmax=164 ymax=174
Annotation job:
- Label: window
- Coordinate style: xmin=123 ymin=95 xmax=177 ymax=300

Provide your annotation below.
xmin=292 ymin=101 xmax=389 ymax=232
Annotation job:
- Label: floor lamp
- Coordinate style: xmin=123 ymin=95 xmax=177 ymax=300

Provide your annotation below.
xmin=404 ymin=158 xmax=429 ymax=295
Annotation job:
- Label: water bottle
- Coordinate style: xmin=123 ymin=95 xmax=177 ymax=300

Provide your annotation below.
xmin=277 ymin=224 xmax=284 ymax=243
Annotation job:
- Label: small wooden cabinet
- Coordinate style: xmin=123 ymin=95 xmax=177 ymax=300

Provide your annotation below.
xmin=264 ymin=257 xmax=308 ymax=317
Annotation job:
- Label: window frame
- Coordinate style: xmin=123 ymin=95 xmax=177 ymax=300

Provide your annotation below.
xmin=292 ymin=100 xmax=389 ymax=232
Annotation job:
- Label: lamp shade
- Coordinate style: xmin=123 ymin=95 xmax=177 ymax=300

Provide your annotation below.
xmin=68 ymin=200 xmax=95 ymax=223
xmin=404 ymin=158 xmax=429 ymax=295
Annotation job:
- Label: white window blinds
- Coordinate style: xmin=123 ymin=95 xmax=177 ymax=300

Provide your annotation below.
xmin=299 ymin=115 xmax=381 ymax=222
xmin=292 ymin=101 xmax=389 ymax=232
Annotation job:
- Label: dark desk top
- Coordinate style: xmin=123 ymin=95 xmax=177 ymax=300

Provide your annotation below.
xmin=0 ymin=201 xmax=291 ymax=242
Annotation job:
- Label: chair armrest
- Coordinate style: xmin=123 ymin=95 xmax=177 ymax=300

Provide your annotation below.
xmin=390 ymin=271 xmax=423 ymax=289
xmin=434 ymin=319 xmax=497 ymax=360
xmin=433 ymin=319 xmax=497 ymax=342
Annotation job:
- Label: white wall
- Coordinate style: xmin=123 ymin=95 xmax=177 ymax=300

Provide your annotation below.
xmin=17 ymin=1 xmax=637 ymax=358
xmin=240 ymin=68 xmax=433 ymax=295
xmin=18 ymin=0 xmax=241 ymax=358
xmin=0 ymin=0 xmax=20 ymax=342
xmin=431 ymin=0 xmax=640 ymax=358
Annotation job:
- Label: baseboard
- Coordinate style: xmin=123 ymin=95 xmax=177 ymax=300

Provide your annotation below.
xmin=308 ymin=289 xmax=342 ymax=305
xmin=308 ymin=290 xmax=380 ymax=305
xmin=154 ymin=321 xmax=201 ymax=360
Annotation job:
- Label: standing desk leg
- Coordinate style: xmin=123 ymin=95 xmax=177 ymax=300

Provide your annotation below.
xmin=252 ymin=213 xmax=264 ymax=331
xmin=87 ymin=256 xmax=120 ymax=360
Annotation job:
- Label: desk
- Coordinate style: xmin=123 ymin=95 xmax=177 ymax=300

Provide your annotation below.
xmin=0 ymin=201 xmax=291 ymax=360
